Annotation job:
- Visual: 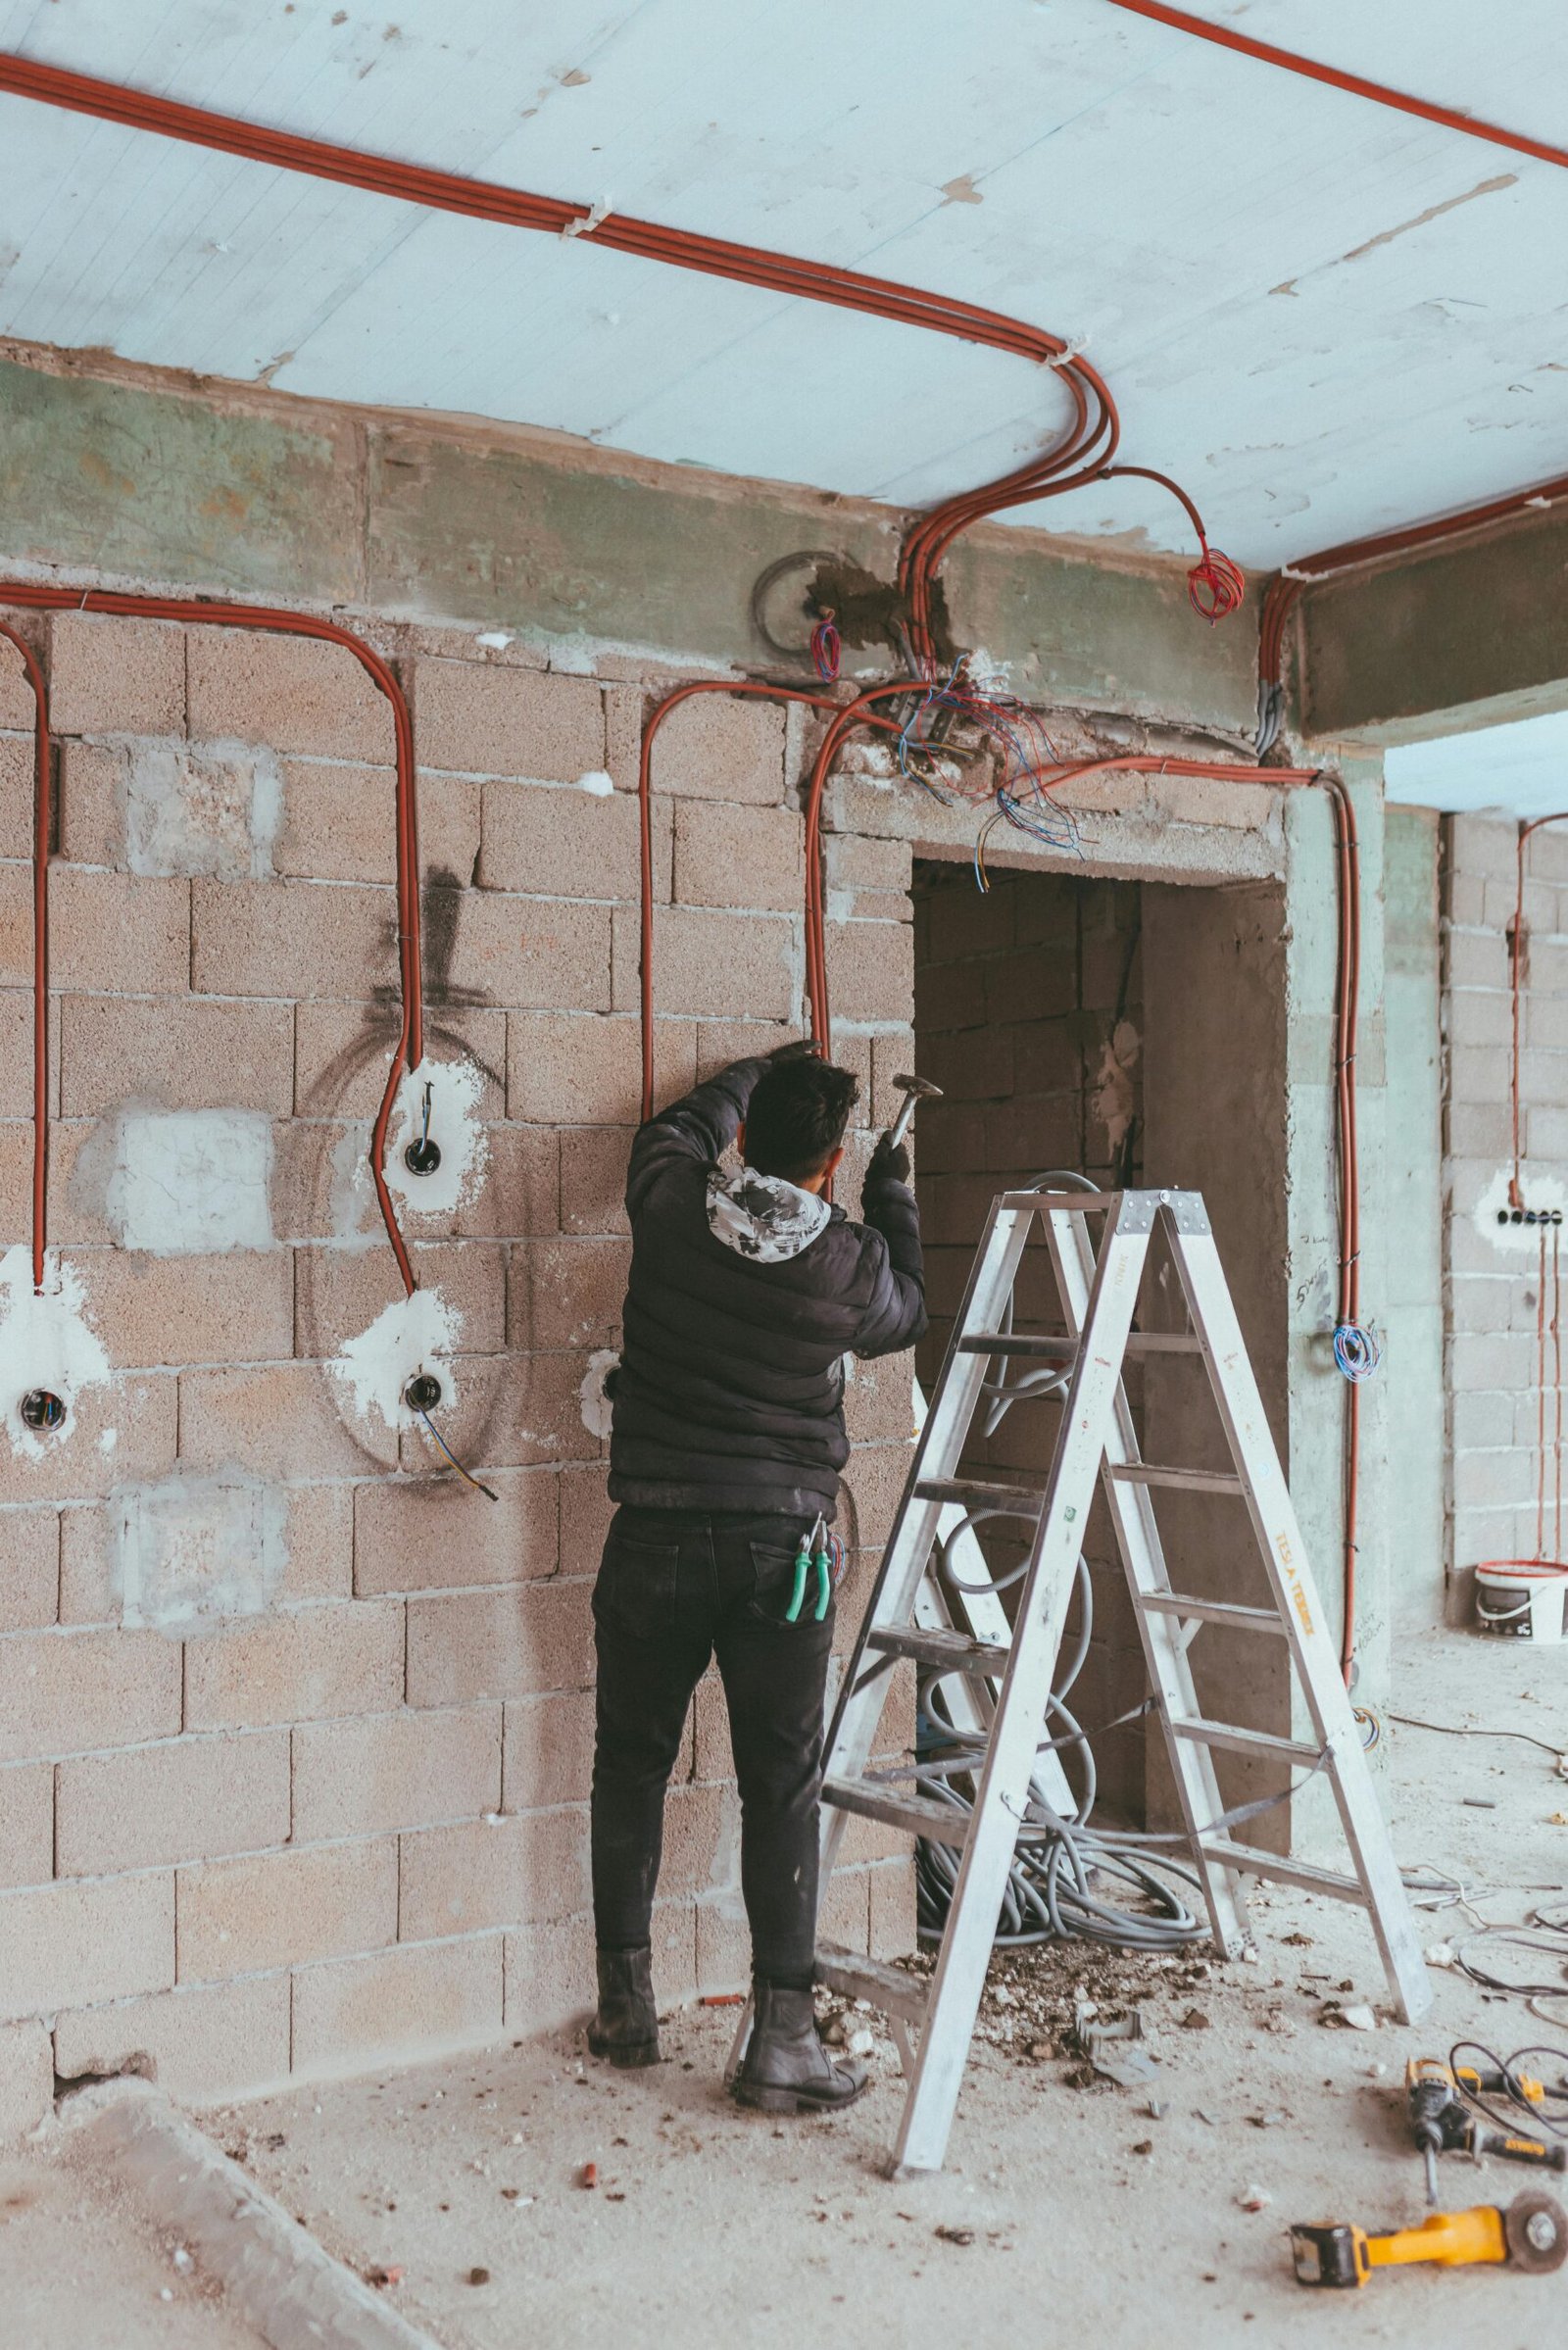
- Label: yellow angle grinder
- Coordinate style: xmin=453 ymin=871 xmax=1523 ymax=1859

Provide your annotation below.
xmin=1290 ymin=2191 xmax=1568 ymax=2288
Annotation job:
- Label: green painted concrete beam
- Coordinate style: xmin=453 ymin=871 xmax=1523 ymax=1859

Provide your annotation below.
xmin=1300 ymin=503 xmax=1568 ymax=744
xmin=0 ymin=352 xmax=1255 ymax=731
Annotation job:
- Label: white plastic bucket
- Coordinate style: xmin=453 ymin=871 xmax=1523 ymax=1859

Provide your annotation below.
xmin=1475 ymin=1559 xmax=1568 ymax=1642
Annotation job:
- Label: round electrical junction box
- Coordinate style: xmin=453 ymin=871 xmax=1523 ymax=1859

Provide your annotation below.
xmin=404 ymin=1373 xmax=443 ymax=1413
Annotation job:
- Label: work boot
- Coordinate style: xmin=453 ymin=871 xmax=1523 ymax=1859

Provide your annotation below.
xmin=587 ymin=1946 xmax=661 ymax=2069
xmin=731 ymin=1983 xmax=868 ymax=2115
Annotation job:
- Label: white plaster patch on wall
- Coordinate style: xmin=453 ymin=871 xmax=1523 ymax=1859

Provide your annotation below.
xmin=328 ymin=1286 xmax=460 ymax=1435
xmin=112 ymin=1465 xmax=287 ymax=1633
xmin=580 ymin=1347 xmax=619 ymax=1440
xmin=1091 ymin=1018 xmax=1142 ymax=1155
xmin=1472 ymin=1164 xmax=1568 ymax=1257
xmin=385 ymin=1057 xmax=489 ymax=1220
xmin=116 ymin=735 xmax=282 ymax=879
xmin=0 ymin=1247 xmax=112 ymax=1459
xmin=327 ymin=1121 xmax=379 ymax=1249
xmin=575 ymin=769 xmax=614 ymax=798
xmin=103 ymin=1107 xmax=274 ymax=1255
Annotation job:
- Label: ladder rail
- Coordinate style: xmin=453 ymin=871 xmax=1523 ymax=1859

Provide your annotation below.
xmin=1166 ymin=1211 xmax=1431 ymax=2023
xmin=1040 ymin=1200 xmax=1252 ymax=1958
xmin=893 ymin=1192 xmax=1157 ymax=2176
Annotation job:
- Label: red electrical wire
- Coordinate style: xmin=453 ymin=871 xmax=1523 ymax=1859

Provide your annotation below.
xmin=1102 ymin=0 xmax=1568 ymax=175
xmin=0 ymin=584 xmax=424 ymax=1297
xmin=0 ymin=617 xmax=50 ymax=1295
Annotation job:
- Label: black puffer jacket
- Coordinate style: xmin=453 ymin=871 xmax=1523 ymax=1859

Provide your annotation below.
xmin=607 ymin=1054 xmax=926 ymax=1517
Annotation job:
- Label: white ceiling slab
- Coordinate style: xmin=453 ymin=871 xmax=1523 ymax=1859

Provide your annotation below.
xmin=0 ymin=0 xmax=1565 ymax=566
xmin=1386 ymin=710 xmax=1568 ymax=817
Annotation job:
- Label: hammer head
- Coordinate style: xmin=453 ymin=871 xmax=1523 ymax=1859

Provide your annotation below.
xmin=888 ymin=1072 xmax=943 ymax=1147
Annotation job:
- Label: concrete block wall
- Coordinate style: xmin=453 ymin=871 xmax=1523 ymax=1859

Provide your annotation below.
xmin=909 ymin=861 xmax=1147 ymax=1819
xmin=1441 ymin=808 xmax=1568 ymax=1587
xmin=0 ymin=608 xmax=918 ymax=2129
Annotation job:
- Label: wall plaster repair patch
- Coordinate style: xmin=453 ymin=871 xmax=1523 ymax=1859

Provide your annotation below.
xmin=85 ymin=1105 xmax=276 ymax=1255
xmin=386 ymin=1056 xmax=489 ymax=1220
xmin=328 ymin=1285 xmax=461 ymax=1436
xmin=0 ymin=1246 xmax=113 ymax=1458
xmin=112 ymin=1465 xmax=287 ymax=1631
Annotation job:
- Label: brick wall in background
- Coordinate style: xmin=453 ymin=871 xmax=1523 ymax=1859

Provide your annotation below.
xmin=909 ymin=862 xmax=1148 ymax=1820
xmin=1440 ymin=810 xmax=1568 ymax=1593
xmin=0 ymin=609 xmax=918 ymax=2126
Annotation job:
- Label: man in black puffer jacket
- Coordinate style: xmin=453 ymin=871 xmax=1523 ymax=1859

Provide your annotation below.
xmin=587 ymin=1043 xmax=925 ymax=2113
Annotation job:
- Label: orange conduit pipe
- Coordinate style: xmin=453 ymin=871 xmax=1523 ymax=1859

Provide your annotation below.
xmin=1102 ymin=0 xmax=1568 ymax=175
xmin=0 ymin=618 xmax=51 ymax=1296
xmin=0 ymin=54 xmax=1259 ymax=664
xmin=0 ymin=584 xmax=424 ymax=1297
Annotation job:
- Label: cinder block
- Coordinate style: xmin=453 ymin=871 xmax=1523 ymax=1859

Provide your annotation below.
xmin=0 ymin=1871 xmax=173 ymax=2023
xmin=56 ymin=739 xmax=120 ymax=866
xmin=673 ymin=801 xmax=803 ymax=912
xmin=53 ymin=1972 xmax=290 ymax=2105
xmin=558 ymin=1465 xmax=612 ymax=1578
xmin=60 ymin=994 xmax=295 ymax=1118
xmin=296 ymin=1003 xmax=506 ymax=1119
xmin=0 ymin=2020 xmax=52 ymax=2139
xmin=508 ymin=1237 xmax=627 ymax=1351
xmin=187 ymin=627 xmax=392 ymax=761
xmin=507 ymin=1011 xmax=695 ymax=1126
xmin=1447 ymin=988 xmax=1510 ymax=1050
xmin=841 ymin=1442 xmax=916 ymax=1549
xmin=504 ymin=1912 xmax=596 ymax=2035
xmin=3 ymin=1373 xmax=177 ymax=1508
xmin=291 ymin=1934 xmax=504 ymax=2076
xmin=479 ymin=778 xmax=665 ymax=902
xmin=57 ymin=1730 xmax=291 ymax=1878
xmin=416 ymin=659 xmax=604 ymax=780
xmin=398 ymin=1805 xmax=590 ymax=1936
xmin=1447 ymin=812 xmax=1517 ymax=881
xmin=868 ymin=1857 xmax=917 ymax=1959
xmin=649 ymin=693 xmax=784 ymax=806
xmin=49 ymin=612 xmax=185 ymax=736
xmin=0 ymin=1762 xmax=52 ymax=1889
xmin=559 ymin=1127 xmax=632 ymax=1236
xmin=0 ymin=866 xmax=187 ymax=994
xmin=0 ymin=734 xmax=32 ymax=861
xmin=292 ymin=1703 xmax=502 ymax=1841
xmin=407 ymin=1581 xmax=595 ymax=1707
xmin=183 ymin=1600 xmax=405 ymax=1731
xmin=502 ymin=1689 xmax=596 ymax=1813
xmin=661 ymin=1780 xmax=738 ymax=1901
xmin=0 ymin=1506 xmax=58 ymax=1633
xmin=0 ymin=987 xmax=47 ymax=1123
xmin=177 ymin=1836 xmax=398 ymax=1983
xmin=353 ymin=1467 xmax=557 ymax=1593
xmin=827 ymin=833 xmax=912 ymax=897
xmin=444 ymin=1125 xmax=559 ymax=1243
xmin=612 ymin=902 xmax=796 ymax=1019
xmin=190 ymin=876 xmax=394 ymax=1000
xmin=70 ymin=1248 xmax=294 ymax=1368
xmin=817 ymin=1861 xmax=870 ymax=1955
xmin=434 ymin=888 xmax=612 ymax=1011
xmin=275 ymin=759 xmax=480 ymax=889
xmin=0 ymin=1626 xmax=181 ymax=1765
xmin=0 ymin=636 xmax=41 ymax=727
xmin=294 ymin=1240 xmax=505 ymax=1361
xmin=693 ymin=1899 xmax=750 ymax=1997
xmin=178 ymin=1361 xmax=399 ymax=1478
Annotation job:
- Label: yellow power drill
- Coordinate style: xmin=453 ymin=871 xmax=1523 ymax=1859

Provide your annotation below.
xmin=1405 ymin=2055 xmax=1566 ymax=2206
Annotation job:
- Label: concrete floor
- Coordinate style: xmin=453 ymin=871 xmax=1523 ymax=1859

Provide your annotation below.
xmin=7 ymin=1627 xmax=1568 ymax=2348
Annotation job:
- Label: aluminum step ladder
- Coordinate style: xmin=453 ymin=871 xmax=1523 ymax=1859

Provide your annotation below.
xmin=816 ymin=1185 xmax=1431 ymax=2177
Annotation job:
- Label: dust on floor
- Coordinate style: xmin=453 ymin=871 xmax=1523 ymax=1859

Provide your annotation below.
xmin=205 ymin=1628 xmax=1568 ymax=2350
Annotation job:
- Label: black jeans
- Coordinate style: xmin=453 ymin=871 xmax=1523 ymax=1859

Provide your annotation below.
xmin=591 ymin=1504 xmax=836 ymax=1985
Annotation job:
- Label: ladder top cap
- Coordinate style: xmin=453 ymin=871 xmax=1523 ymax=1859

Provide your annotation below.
xmin=995 ymin=1186 xmax=1211 ymax=1236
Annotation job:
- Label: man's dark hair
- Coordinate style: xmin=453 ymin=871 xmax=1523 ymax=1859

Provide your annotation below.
xmin=744 ymin=1057 xmax=859 ymax=1182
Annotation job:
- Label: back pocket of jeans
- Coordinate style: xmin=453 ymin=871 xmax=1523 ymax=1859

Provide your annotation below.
xmin=747 ymin=1539 xmax=826 ymax=1626
xmin=594 ymin=1533 xmax=680 ymax=1640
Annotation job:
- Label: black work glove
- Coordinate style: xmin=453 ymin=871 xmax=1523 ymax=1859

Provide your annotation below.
xmin=765 ymin=1037 xmax=822 ymax=1066
xmin=866 ymin=1131 xmax=911 ymax=1188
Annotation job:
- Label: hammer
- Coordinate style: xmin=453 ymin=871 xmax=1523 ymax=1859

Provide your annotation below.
xmin=887 ymin=1072 xmax=943 ymax=1149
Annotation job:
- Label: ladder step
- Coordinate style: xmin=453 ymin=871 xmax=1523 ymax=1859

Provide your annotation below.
xmin=1107 ymin=1462 xmax=1245 ymax=1494
xmin=822 ymin=1776 xmax=972 ymax=1848
xmin=957 ymin=1331 xmax=1202 ymax=1359
xmin=1169 ymin=1716 xmax=1323 ymax=1766
xmin=1197 ymin=1838 xmax=1367 ymax=1905
xmin=816 ymin=1941 xmax=930 ymax=2025
xmin=914 ymin=1477 xmax=1046 ymax=1516
xmin=1137 ymin=1592 xmax=1287 ymax=1635
xmin=866 ymin=1625 xmax=1012 ymax=1676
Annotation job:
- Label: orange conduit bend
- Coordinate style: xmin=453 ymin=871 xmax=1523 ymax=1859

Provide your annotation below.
xmin=0 ymin=51 xmax=1250 ymax=668
xmin=0 ymin=584 xmax=424 ymax=1297
xmin=0 ymin=617 xmax=51 ymax=1295
xmin=1102 ymin=0 xmax=1568 ymax=175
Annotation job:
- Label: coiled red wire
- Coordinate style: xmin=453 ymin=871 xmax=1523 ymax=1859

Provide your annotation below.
xmin=1 ymin=585 xmax=424 ymax=1297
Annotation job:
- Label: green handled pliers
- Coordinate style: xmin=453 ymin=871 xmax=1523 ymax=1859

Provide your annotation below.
xmin=785 ymin=1512 xmax=833 ymax=1624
